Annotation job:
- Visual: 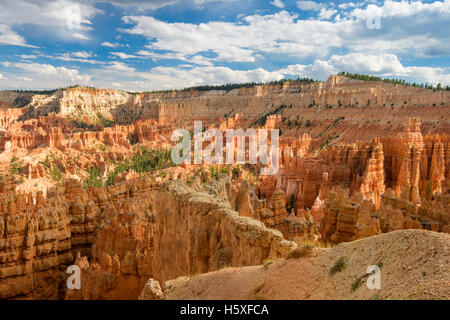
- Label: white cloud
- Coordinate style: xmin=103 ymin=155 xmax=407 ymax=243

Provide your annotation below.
xmin=151 ymin=65 xmax=284 ymax=86
xmin=111 ymin=52 xmax=140 ymax=59
xmin=72 ymin=51 xmax=92 ymax=58
xmin=338 ymin=2 xmax=356 ymax=10
xmin=18 ymin=54 xmax=38 ymax=59
xmin=1 ymin=62 xmax=91 ymax=88
xmin=0 ymin=0 xmax=99 ymax=29
xmin=270 ymin=0 xmax=285 ymax=9
xmin=0 ymin=24 xmax=35 ymax=47
xmin=280 ymin=53 xmax=450 ymax=85
xmin=108 ymin=61 xmax=136 ymax=72
xmin=52 ymin=52 xmax=103 ymax=65
xmin=72 ymin=33 xmax=89 ymax=40
xmin=121 ymin=1 xmax=450 ymax=66
xmin=318 ymin=8 xmax=337 ymax=19
xmin=0 ymin=0 xmax=100 ymax=46
xmin=101 ymin=41 xmax=119 ymax=48
xmin=296 ymin=1 xmax=325 ymax=11
xmin=0 ymin=73 xmax=5 ymax=80
xmin=3 ymin=51 xmax=449 ymax=91
xmin=102 ymin=0 xmax=179 ymax=10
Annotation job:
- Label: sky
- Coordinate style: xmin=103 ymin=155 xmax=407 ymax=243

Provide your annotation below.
xmin=0 ymin=0 xmax=449 ymax=91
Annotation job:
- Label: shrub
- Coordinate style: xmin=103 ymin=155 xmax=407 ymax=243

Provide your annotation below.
xmin=200 ymin=167 xmax=207 ymax=183
xmin=83 ymin=166 xmax=103 ymax=189
xmin=50 ymin=166 xmax=62 ymax=181
xmin=351 ymin=277 xmax=362 ymax=292
xmin=106 ymin=148 xmax=173 ymax=186
xmin=262 ymin=260 xmax=273 ymax=271
xmin=97 ymin=113 xmax=115 ymax=127
xmin=232 ymin=167 xmax=239 ymax=180
xmin=287 ymin=245 xmax=313 ymax=259
xmin=329 ymin=257 xmax=346 ymax=275
xmin=128 ymin=134 xmax=139 ymax=145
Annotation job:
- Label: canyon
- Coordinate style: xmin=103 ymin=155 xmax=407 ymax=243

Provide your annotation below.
xmin=0 ymin=75 xmax=448 ymax=300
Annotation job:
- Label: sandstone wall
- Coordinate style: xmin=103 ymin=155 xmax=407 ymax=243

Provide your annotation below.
xmin=5 ymin=76 xmax=449 ymax=142
xmin=0 ymin=177 xmax=157 ymax=299
xmin=152 ymin=177 xmax=296 ymax=286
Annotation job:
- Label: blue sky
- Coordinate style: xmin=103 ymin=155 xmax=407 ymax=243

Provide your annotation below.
xmin=0 ymin=0 xmax=449 ymax=91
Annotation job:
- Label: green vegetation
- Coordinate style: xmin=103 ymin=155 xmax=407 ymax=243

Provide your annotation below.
xmin=83 ymin=166 xmax=103 ymax=189
xmin=10 ymin=156 xmax=24 ymax=175
xmin=351 ymin=277 xmax=363 ymax=292
xmin=232 ymin=167 xmax=240 ymax=180
xmin=220 ymin=165 xmax=230 ymax=175
xmin=426 ymin=180 xmax=433 ymax=197
xmin=49 ymin=166 xmax=62 ymax=181
xmin=338 ymin=72 xmax=450 ymax=91
xmin=210 ymin=166 xmax=220 ymax=180
xmin=106 ymin=148 xmax=173 ymax=186
xmin=71 ymin=120 xmax=97 ymax=130
xmin=130 ymin=77 xmax=319 ymax=95
xmin=262 ymin=260 xmax=273 ymax=271
xmin=41 ymin=155 xmax=51 ymax=168
xmin=128 ymin=133 xmax=139 ymax=145
xmin=199 ymin=167 xmax=207 ymax=183
xmin=254 ymin=283 xmax=264 ymax=295
xmin=252 ymin=104 xmax=290 ymax=127
xmin=8 ymin=85 xmax=97 ymax=95
xmin=329 ymin=256 xmax=346 ymax=275
xmin=320 ymin=134 xmax=340 ymax=150
xmin=97 ymin=113 xmax=115 ymax=127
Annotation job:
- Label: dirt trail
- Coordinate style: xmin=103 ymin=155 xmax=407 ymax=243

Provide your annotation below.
xmin=155 ymin=230 xmax=449 ymax=300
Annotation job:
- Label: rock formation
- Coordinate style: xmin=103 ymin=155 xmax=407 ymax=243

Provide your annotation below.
xmin=0 ymin=75 xmax=448 ymax=300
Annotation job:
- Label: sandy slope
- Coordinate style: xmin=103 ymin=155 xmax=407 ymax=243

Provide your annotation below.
xmin=157 ymin=230 xmax=449 ymax=300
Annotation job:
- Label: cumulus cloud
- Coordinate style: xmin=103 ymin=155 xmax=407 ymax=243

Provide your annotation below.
xmin=0 ymin=0 xmax=101 ymax=46
xmin=72 ymin=51 xmax=92 ymax=58
xmin=0 ymin=0 xmax=99 ymax=29
xmin=338 ymin=2 xmax=356 ymax=10
xmin=270 ymin=0 xmax=285 ymax=8
xmin=0 ymin=24 xmax=35 ymax=47
xmin=2 ymin=0 xmax=449 ymax=90
xmin=296 ymin=1 xmax=325 ymax=11
xmin=280 ymin=53 xmax=450 ymax=85
xmin=121 ymin=0 xmax=450 ymax=66
xmin=0 ymin=61 xmax=91 ymax=89
xmin=108 ymin=61 xmax=136 ymax=72
xmin=318 ymin=8 xmax=337 ymax=19
xmin=87 ymin=52 xmax=449 ymax=92
xmin=151 ymin=65 xmax=284 ymax=86
xmin=0 ymin=73 xmax=5 ymax=80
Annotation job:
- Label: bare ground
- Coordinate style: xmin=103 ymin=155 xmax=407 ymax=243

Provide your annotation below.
xmin=162 ymin=230 xmax=449 ymax=300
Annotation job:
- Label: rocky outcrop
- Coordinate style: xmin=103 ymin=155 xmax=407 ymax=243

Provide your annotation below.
xmin=140 ymin=230 xmax=450 ymax=300
xmin=152 ymin=177 xmax=296 ymax=285
xmin=65 ymin=182 xmax=157 ymax=300
xmin=0 ymin=175 xmax=297 ymax=299
xmin=6 ymin=75 xmax=449 ymax=140
xmin=235 ymin=180 xmax=254 ymax=218
xmin=0 ymin=177 xmax=156 ymax=299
